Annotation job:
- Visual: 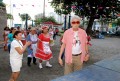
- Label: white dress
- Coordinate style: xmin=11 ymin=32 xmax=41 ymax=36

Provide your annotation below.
xmin=10 ymin=40 xmax=23 ymax=72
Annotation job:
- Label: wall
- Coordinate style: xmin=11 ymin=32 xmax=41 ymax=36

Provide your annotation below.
xmin=0 ymin=7 xmax=7 ymax=41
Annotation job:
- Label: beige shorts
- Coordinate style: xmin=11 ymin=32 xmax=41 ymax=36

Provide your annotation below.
xmin=10 ymin=59 xmax=22 ymax=72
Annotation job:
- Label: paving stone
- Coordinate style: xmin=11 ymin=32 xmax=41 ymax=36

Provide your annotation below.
xmin=95 ymin=54 xmax=120 ymax=72
xmin=51 ymin=65 xmax=120 ymax=81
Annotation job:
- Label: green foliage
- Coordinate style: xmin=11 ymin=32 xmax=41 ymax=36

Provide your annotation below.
xmin=0 ymin=0 xmax=5 ymax=7
xmin=19 ymin=13 xmax=31 ymax=21
xmin=0 ymin=0 xmax=3 ymax=2
xmin=51 ymin=0 xmax=120 ymax=18
xmin=117 ymin=18 xmax=120 ymax=26
xmin=51 ymin=0 xmax=72 ymax=15
xmin=34 ymin=16 xmax=58 ymax=25
xmin=51 ymin=0 xmax=120 ymax=35
xmin=0 ymin=2 xmax=5 ymax=7
xmin=7 ymin=13 xmax=13 ymax=19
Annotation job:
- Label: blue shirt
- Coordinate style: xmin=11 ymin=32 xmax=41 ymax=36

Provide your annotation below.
xmin=8 ymin=33 xmax=14 ymax=43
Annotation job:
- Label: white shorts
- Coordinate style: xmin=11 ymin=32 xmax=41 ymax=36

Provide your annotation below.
xmin=10 ymin=59 xmax=22 ymax=72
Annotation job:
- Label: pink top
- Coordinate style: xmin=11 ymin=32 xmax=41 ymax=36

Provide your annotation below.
xmin=62 ymin=28 xmax=88 ymax=64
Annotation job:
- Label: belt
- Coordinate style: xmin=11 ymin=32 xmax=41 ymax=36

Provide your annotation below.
xmin=72 ymin=53 xmax=82 ymax=56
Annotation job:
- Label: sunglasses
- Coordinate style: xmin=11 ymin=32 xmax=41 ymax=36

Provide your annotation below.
xmin=72 ymin=21 xmax=80 ymax=24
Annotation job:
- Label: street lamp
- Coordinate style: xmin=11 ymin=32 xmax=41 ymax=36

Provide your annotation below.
xmin=25 ymin=14 xmax=28 ymax=30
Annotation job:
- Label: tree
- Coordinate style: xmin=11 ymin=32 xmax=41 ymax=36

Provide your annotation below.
xmin=34 ymin=16 xmax=58 ymax=25
xmin=19 ymin=13 xmax=31 ymax=21
xmin=7 ymin=13 xmax=13 ymax=19
xmin=0 ymin=0 xmax=5 ymax=7
xmin=116 ymin=18 xmax=120 ymax=26
xmin=51 ymin=0 xmax=120 ymax=35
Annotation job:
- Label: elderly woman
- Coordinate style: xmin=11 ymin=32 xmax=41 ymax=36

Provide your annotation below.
xmin=58 ymin=15 xmax=89 ymax=75
xmin=35 ymin=26 xmax=52 ymax=69
xmin=26 ymin=28 xmax=38 ymax=66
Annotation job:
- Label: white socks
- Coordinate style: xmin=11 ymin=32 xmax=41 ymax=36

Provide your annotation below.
xmin=46 ymin=61 xmax=52 ymax=67
xmin=39 ymin=61 xmax=52 ymax=69
xmin=39 ymin=63 xmax=43 ymax=69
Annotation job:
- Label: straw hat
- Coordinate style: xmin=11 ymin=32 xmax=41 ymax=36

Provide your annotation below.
xmin=31 ymin=27 xmax=36 ymax=30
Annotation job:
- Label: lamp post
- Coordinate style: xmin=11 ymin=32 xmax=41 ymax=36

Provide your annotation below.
xmin=43 ymin=0 xmax=45 ymax=17
xmin=32 ymin=20 xmax=34 ymax=27
xmin=25 ymin=14 xmax=28 ymax=30
xmin=10 ymin=0 xmax=12 ymax=27
xmin=64 ymin=15 xmax=67 ymax=30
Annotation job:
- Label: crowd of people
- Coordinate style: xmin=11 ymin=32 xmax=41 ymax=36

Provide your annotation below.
xmin=3 ymin=15 xmax=91 ymax=81
xmin=3 ymin=26 xmax=58 ymax=81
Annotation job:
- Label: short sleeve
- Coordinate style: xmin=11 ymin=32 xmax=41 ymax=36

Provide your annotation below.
xmin=62 ymin=31 xmax=67 ymax=44
xmin=11 ymin=40 xmax=20 ymax=48
xmin=7 ymin=34 xmax=11 ymax=39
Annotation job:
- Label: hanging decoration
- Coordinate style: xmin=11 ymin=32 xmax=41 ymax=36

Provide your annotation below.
xmin=71 ymin=6 xmax=76 ymax=9
xmin=98 ymin=7 xmax=103 ymax=9
xmin=79 ymin=6 xmax=83 ymax=10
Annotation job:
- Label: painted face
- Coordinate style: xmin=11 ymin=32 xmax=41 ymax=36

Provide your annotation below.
xmin=71 ymin=19 xmax=80 ymax=29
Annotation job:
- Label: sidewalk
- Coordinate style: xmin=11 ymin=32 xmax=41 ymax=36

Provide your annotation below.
xmin=51 ymin=54 xmax=120 ymax=81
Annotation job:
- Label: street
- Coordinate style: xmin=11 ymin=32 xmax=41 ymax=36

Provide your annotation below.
xmin=0 ymin=36 xmax=120 ymax=81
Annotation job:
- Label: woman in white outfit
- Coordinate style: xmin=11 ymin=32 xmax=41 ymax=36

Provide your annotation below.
xmin=9 ymin=31 xmax=31 ymax=81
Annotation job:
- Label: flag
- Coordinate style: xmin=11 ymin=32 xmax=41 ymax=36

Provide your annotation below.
xmin=21 ymin=4 xmax=23 ymax=6
xmin=13 ymin=4 xmax=16 ymax=7
xmin=32 ymin=5 xmax=34 ymax=7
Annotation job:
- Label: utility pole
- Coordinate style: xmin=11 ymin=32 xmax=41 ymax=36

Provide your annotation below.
xmin=43 ymin=0 xmax=45 ymax=17
xmin=25 ymin=14 xmax=28 ymax=30
xmin=64 ymin=15 xmax=67 ymax=30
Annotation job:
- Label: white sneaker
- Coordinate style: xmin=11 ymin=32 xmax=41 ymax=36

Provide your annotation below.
xmin=46 ymin=62 xmax=52 ymax=67
xmin=39 ymin=63 xmax=43 ymax=69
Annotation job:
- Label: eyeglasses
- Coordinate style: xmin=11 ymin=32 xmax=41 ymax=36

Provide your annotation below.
xmin=72 ymin=21 xmax=80 ymax=24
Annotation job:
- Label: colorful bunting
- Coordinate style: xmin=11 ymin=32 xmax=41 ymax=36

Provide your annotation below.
xmin=32 ymin=5 xmax=34 ymax=7
xmin=13 ymin=4 xmax=16 ymax=7
xmin=5 ymin=4 xmax=42 ymax=8
xmin=99 ymin=7 xmax=103 ymax=9
xmin=72 ymin=6 xmax=76 ymax=9
xmin=79 ymin=6 xmax=83 ymax=10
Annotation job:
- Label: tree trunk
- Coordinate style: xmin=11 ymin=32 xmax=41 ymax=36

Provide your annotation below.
xmin=86 ymin=16 xmax=95 ymax=35
xmin=86 ymin=9 xmax=96 ymax=35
